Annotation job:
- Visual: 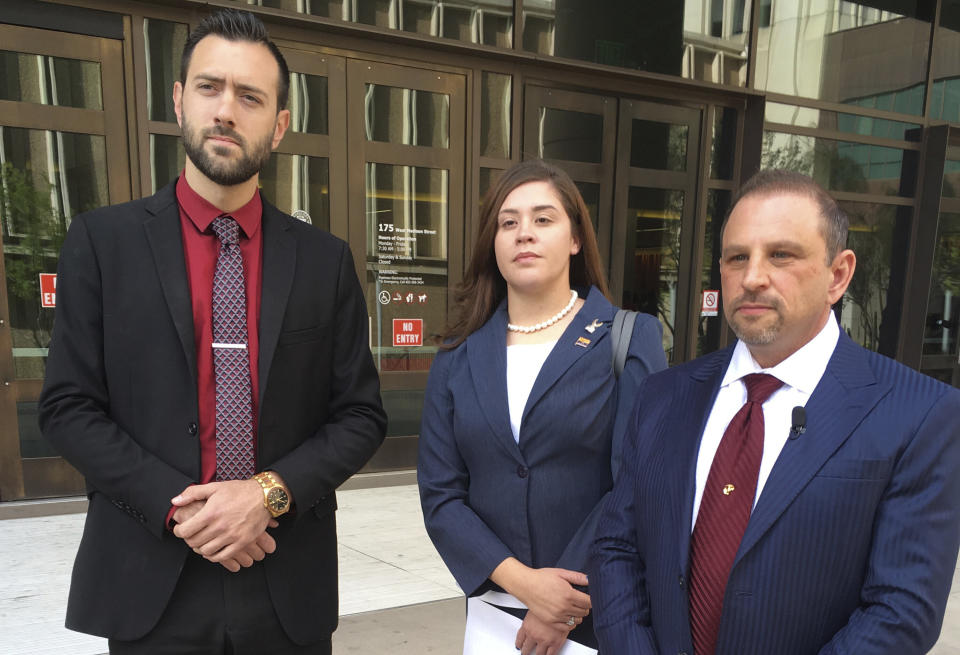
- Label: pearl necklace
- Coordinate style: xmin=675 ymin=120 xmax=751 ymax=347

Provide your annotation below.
xmin=507 ymin=290 xmax=578 ymax=333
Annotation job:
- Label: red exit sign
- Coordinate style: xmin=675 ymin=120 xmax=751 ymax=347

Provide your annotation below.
xmin=392 ymin=319 xmax=423 ymax=347
xmin=39 ymin=273 xmax=57 ymax=308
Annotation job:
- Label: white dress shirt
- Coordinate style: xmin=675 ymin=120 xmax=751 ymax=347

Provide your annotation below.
xmin=691 ymin=313 xmax=840 ymax=531
xmin=506 ymin=340 xmax=557 ymax=443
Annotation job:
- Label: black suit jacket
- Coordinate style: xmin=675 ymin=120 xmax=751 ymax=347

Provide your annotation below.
xmin=38 ymin=180 xmax=387 ymax=643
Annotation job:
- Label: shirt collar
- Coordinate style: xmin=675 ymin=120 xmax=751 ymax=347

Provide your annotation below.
xmin=722 ymin=311 xmax=840 ymax=394
xmin=175 ymin=173 xmax=263 ymax=239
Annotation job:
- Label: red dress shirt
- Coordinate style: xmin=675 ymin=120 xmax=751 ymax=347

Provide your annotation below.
xmin=176 ymin=174 xmax=263 ymax=484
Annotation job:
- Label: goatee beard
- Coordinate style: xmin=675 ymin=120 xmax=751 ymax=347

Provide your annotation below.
xmin=181 ymin=121 xmax=274 ymax=187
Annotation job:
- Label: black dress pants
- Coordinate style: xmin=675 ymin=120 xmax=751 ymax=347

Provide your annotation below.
xmin=108 ymin=553 xmax=331 ymax=655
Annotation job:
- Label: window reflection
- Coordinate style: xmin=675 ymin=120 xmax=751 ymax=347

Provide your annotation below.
xmin=537 ymin=107 xmax=603 ymax=163
xmin=838 ymin=201 xmax=906 ymax=355
xmin=144 ymin=19 xmax=187 ymax=123
xmin=710 ymin=106 xmax=737 ymax=180
xmin=621 ymin=186 xmax=685 ymax=363
xmin=765 ymin=102 xmax=921 ymax=142
xmin=754 ymin=2 xmax=930 ymax=113
xmin=0 ymin=127 xmax=107 ymax=385
xmin=365 ymin=163 xmax=448 ymax=375
xmin=480 ymin=72 xmax=511 ymax=158
xmin=631 ymin=119 xmax=688 ymax=171
xmin=150 ymin=133 xmax=185 ymax=194
xmin=365 ymin=84 xmax=450 ymax=148
xmin=288 ymin=72 xmax=329 ymax=134
xmin=521 ymin=1 xmax=749 ymax=86
xmin=699 ymin=189 xmax=728 ymax=356
xmin=0 ymin=50 xmax=102 ymax=110
xmin=761 ymin=131 xmax=913 ymax=197
xmin=931 ymin=0 xmax=960 ymax=121
xmin=923 ymin=212 xmax=960 ymax=358
xmin=259 ymin=155 xmax=331 ymax=230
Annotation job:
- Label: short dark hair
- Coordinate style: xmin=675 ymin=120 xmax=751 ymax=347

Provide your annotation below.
xmin=723 ymin=169 xmax=849 ymax=263
xmin=180 ymin=8 xmax=289 ymax=111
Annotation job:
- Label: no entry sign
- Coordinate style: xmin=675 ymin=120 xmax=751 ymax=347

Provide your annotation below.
xmin=392 ymin=319 xmax=423 ymax=347
xmin=39 ymin=273 xmax=57 ymax=308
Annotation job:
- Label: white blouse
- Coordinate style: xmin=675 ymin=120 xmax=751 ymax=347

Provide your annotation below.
xmin=506 ymin=340 xmax=558 ymax=443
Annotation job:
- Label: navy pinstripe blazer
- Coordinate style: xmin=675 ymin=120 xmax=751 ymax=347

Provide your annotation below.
xmin=589 ymin=332 xmax=960 ymax=655
xmin=418 ymin=286 xmax=667 ymax=597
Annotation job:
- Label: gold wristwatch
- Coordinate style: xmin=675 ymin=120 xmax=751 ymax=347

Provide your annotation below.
xmin=254 ymin=471 xmax=291 ymax=518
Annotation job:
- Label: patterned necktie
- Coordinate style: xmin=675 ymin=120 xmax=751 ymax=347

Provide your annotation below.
xmin=689 ymin=373 xmax=783 ymax=655
xmin=211 ymin=216 xmax=255 ymax=481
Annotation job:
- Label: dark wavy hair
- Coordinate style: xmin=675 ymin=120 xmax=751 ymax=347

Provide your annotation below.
xmin=181 ymin=8 xmax=290 ymax=111
xmin=443 ymin=160 xmax=610 ymax=349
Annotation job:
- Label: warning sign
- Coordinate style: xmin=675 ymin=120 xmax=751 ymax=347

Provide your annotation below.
xmin=392 ymin=319 xmax=423 ymax=347
xmin=39 ymin=273 xmax=57 ymax=308
xmin=701 ymin=290 xmax=719 ymax=317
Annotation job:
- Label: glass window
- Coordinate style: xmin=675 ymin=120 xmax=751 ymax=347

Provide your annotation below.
xmin=943 ymin=160 xmax=960 ymax=198
xmin=479 ymin=166 xmax=503 ymax=202
xmin=631 ymin=119 xmax=688 ymax=171
xmin=574 ymin=181 xmax=601 ymax=233
xmin=259 ymin=155 xmax=331 ymax=230
xmin=1 ymin=128 xmax=108 ymax=458
xmin=838 ymin=201 xmax=908 ymax=354
xmin=288 ymin=72 xmax=329 ymax=135
xmin=248 ymin=0 xmax=513 ymax=47
xmin=620 ymin=186 xmax=685 ymax=363
xmin=365 ymin=84 xmax=450 ymax=148
xmin=754 ymin=2 xmax=931 ymax=113
xmin=144 ymin=18 xmax=187 ymax=123
xmin=765 ymin=101 xmax=922 ymax=141
xmin=932 ymin=0 xmax=960 ymax=122
xmin=537 ymin=107 xmax=603 ymax=163
xmin=710 ymin=106 xmax=737 ymax=180
xmin=762 ymin=130 xmax=914 ymax=197
xmin=149 ymin=133 xmax=185 ymax=194
xmin=0 ymin=50 xmax=102 ymax=110
xmin=698 ymin=188 xmax=729 ymax=356
xmin=923 ymin=212 xmax=960 ymax=358
xmin=480 ymin=72 xmax=511 ymax=159
xmin=521 ymin=1 xmax=750 ymax=86
xmin=365 ymin=162 xmax=449 ymax=373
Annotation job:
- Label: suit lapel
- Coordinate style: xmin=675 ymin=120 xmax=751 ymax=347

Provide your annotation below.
xmin=143 ymin=183 xmax=196 ymax=381
xmin=734 ymin=334 xmax=889 ymax=566
xmin=520 ymin=290 xmax=615 ymax=426
xmin=677 ymin=349 xmax=732 ymax=571
xmin=257 ymin=202 xmax=296 ymax=408
xmin=465 ymin=305 xmax=521 ymax=462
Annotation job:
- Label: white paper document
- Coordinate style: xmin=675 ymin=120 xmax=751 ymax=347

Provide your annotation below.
xmin=464 ymin=596 xmax=598 ymax=655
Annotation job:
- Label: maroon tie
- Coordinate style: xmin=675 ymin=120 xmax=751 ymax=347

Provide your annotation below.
xmin=211 ymin=216 xmax=255 ymax=481
xmin=689 ymin=373 xmax=783 ymax=655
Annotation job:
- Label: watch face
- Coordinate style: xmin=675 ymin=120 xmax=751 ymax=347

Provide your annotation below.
xmin=267 ymin=487 xmax=289 ymax=513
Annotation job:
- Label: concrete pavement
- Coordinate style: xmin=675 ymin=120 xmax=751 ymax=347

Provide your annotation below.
xmin=0 ymin=482 xmax=957 ymax=654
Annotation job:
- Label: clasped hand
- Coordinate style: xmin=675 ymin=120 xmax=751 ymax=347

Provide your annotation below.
xmin=171 ymin=479 xmax=278 ymax=573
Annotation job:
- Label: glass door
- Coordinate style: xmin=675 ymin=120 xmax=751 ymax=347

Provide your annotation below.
xmin=611 ymin=99 xmax=701 ymax=364
xmin=522 ymin=85 xmax=617 ymax=265
xmin=346 ymin=59 xmax=466 ymax=470
xmin=0 ymin=24 xmax=131 ymax=499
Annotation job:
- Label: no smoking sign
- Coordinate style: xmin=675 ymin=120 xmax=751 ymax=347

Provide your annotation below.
xmin=701 ymin=290 xmax=719 ymax=317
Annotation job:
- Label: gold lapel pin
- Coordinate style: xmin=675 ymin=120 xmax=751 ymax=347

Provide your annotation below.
xmin=575 ymin=336 xmax=591 ymax=348
xmin=722 ymin=483 xmax=735 ymax=496
xmin=585 ymin=319 xmax=603 ymax=333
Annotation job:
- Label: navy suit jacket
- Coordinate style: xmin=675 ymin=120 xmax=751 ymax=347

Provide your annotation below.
xmin=418 ymin=287 xmax=667 ymax=598
xmin=39 ymin=180 xmax=386 ymax=643
xmin=589 ymin=332 xmax=960 ymax=655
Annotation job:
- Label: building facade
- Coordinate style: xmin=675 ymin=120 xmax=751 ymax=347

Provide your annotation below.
xmin=1 ymin=0 xmax=958 ymax=500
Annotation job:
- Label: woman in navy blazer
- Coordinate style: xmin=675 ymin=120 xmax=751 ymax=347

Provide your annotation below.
xmin=418 ymin=160 xmax=667 ymax=653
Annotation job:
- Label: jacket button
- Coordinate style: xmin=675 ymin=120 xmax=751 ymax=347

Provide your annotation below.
xmin=516 ymin=465 xmax=528 ymax=478
xmin=679 ymin=574 xmax=684 ymax=588
xmin=187 ymin=422 xmax=198 ymax=436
